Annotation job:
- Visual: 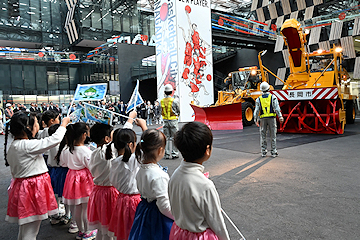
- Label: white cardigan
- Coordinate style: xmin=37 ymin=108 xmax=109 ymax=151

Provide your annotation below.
xmin=7 ymin=126 xmax=67 ymax=178
xmin=168 ymin=160 xmax=230 ymax=240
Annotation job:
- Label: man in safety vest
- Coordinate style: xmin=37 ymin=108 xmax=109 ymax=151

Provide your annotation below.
xmin=254 ymin=82 xmax=284 ymax=157
xmin=161 ymin=84 xmax=180 ymax=159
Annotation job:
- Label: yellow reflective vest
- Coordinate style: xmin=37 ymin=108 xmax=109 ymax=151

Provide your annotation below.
xmin=259 ymin=93 xmax=276 ymax=118
xmin=161 ymin=97 xmax=178 ymax=120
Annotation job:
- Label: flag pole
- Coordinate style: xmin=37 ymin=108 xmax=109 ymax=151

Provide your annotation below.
xmin=83 ymin=102 xmax=135 ymax=120
xmin=111 ymin=111 xmax=134 ymax=120
xmin=67 ymin=99 xmax=75 ymax=117
xmin=67 ymin=84 xmax=80 ymax=117
xmin=221 ymin=208 xmax=246 ymax=240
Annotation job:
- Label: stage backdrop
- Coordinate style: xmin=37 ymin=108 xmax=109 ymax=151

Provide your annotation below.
xmin=155 ymin=0 xmax=213 ymax=122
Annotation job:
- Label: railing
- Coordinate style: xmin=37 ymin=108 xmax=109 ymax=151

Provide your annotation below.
xmin=131 ymin=61 xmax=156 ymax=81
xmin=213 ymin=46 xmax=237 ymax=63
xmin=211 ymin=11 xmax=278 ymax=40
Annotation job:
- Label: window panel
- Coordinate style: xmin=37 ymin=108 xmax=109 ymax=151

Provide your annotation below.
xmin=23 ymin=65 xmax=36 ymax=90
xmin=123 ymin=14 xmax=130 ymax=33
xmin=36 ymin=66 xmax=47 ymax=91
xmin=59 ymin=67 xmax=69 ymax=90
xmin=92 ymin=11 xmax=101 ymax=29
xmin=0 ymin=64 xmax=11 ymax=90
xmin=69 ymin=67 xmax=79 ymax=89
xmin=11 ymin=65 xmax=23 ymax=90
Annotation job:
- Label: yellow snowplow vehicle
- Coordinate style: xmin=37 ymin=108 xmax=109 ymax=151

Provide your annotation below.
xmin=262 ymin=19 xmax=358 ymax=134
xmin=191 ymin=66 xmax=270 ymax=130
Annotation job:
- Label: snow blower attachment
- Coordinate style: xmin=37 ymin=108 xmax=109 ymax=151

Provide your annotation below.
xmin=191 ymin=67 xmax=270 ymax=130
xmin=191 ymin=102 xmax=243 ymax=130
xmin=264 ymin=19 xmax=357 ymax=134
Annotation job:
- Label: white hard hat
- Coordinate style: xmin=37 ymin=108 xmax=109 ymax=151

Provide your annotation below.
xmin=6 ymin=103 xmax=11 ymax=107
xmin=260 ymin=82 xmax=270 ymax=92
xmin=164 ymin=84 xmax=173 ymax=92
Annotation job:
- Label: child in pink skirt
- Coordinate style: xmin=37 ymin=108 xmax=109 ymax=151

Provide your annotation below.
xmin=168 ymin=122 xmax=230 ymax=240
xmin=4 ymin=112 xmax=70 ymax=240
xmin=87 ymin=111 xmax=137 ymax=240
xmin=107 ymin=118 xmax=147 ymax=240
xmin=87 ymin=122 xmax=118 ymax=240
xmin=56 ymin=122 xmax=96 ymax=240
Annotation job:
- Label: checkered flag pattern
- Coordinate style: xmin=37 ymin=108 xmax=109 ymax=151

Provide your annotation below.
xmin=251 ymin=0 xmax=360 ymax=84
xmin=64 ymin=0 xmax=79 ymax=44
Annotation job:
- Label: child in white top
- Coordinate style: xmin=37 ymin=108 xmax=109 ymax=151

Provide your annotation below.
xmin=107 ymin=117 xmax=147 ymax=240
xmin=129 ymin=129 xmax=174 ymax=240
xmin=56 ymin=122 xmax=96 ymax=240
xmin=87 ymin=111 xmax=138 ymax=240
xmin=168 ymin=122 xmax=230 ymax=240
xmin=87 ymin=122 xmax=116 ymax=240
xmin=4 ymin=111 xmax=69 ymax=240
xmin=37 ymin=111 xmax=66 ymax=224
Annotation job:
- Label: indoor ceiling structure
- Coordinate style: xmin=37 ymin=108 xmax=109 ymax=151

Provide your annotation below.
xmin=137 ymin=0 xmax=253 ymax=16
xmin=137 ymin=0 xmax=358 ymax=19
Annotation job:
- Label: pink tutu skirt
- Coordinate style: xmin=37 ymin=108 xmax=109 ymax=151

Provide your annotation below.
xmin=87 ymin=185 xmax=119 ymax=233
xmin=6 ymin=173 xmax=58 ymax=225
xmin=108 ymin=192 xmax=141 ymax=240
xmin=62 ymin=168 xmax=94 ymax=205
xmin=170 ymin=222 xmax=219 ymax=240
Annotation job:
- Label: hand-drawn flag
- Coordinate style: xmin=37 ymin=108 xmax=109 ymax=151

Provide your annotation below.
xmin=126 ymin=80 xmax=144 ymax=113
xmin=83 ymin=102 xmax=113 ymax=125
xmin=73 ymin=83 xmax=107 ymax=101
xmin=69 ymin=104 xmax=88 ymax=123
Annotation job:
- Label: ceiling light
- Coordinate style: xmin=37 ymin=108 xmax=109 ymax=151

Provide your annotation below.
xmin=335 ymin=47 xmax=342 ymax=53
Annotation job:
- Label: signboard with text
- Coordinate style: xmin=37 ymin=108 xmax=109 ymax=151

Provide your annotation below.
xmin=155 ymin=0 xmax=213 ymax=122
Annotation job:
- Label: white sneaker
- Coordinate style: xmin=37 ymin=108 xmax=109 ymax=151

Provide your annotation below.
xmin=68 ymin=220 xmax=79 ymax=233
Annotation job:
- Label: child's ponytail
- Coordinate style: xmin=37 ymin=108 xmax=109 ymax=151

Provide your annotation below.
xmin=4 ymin=123 xmax=9 ymax=166
xmin=122 ymin=144 xmax=132 ymax=163
xmin=135 ymin=129 xmax=166 ymax=163
xmin=55 ymin=138 xmax=67 ymax=165
xmin=105 ymin=143 xmax=114 ymax=160
xmin=135 ymin=141 xmax=143 ymax=163
xmin=113 ymin=128 xmax=136 ymax=162
xmin=54 ymin=122 xmax=88 ymax=164
xmin=66 ymin=124 xmax=76 ymax=153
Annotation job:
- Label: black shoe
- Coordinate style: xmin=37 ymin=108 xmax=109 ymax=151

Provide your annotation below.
xmin=172 ymin=155 xmax=179 ymax=159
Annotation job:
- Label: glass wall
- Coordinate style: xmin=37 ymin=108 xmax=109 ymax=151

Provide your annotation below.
xmin=0 ymin=1 xmax=156 ymax=49
xmin=0 ymin=61 xmax=83 ymax=95
xmin=0 ymin=0 xmax=67 ymax=49
xmin=79 ymin=0 xmax=153 ymax=41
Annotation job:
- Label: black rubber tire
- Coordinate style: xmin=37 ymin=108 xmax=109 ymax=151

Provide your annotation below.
xmin=345 ymin=100 xmax=355 ymax=124
xmin=242 ymin=101 xmax=255 ymax=126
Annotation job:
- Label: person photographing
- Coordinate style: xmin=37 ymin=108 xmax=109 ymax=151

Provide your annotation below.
xmin=254 ymin=82 xmax=284 ymax=158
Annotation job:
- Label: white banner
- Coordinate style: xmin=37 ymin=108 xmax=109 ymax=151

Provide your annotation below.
xmin=155 ymin=0 xmax=213 ymax=122
xmin=155 ymin=0 xmax=179 ymax=109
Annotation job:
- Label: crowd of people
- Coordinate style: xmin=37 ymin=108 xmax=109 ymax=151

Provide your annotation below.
xmin=3 ymin=108 xmax=230 ymax=240
xmin=0 ymin=100 xmax=163 ymax=135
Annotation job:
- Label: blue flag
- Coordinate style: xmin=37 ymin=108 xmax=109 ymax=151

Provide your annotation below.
xmin=126 ymin=80 xmax=144 ymax=113
xmin=73 ymin=83 xmax=107 ymax=101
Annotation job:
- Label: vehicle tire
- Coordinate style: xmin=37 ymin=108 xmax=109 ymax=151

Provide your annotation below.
xmin=345 ymin=100 xmax=355 ymax=124
xmin=242 ymin=101 xmax=254 ymax=126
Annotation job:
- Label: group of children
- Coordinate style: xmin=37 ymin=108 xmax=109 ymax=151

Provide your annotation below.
xmin=4 ymin=109 xmax=230 ymax=240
